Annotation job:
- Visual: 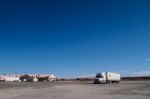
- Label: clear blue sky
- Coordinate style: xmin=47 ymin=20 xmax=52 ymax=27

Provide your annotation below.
xmin=0 ymin=0 xmax=150 ymax=77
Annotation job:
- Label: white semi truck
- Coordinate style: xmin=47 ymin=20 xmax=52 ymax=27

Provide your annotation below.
xmin=93 ymin=72 xmax=121 ymax=84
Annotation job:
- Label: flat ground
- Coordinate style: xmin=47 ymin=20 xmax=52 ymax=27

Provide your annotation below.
xmin=0 ymin=81 xmax=150 ymax=99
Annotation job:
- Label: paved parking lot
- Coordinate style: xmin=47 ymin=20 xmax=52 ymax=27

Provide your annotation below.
xmin=0 ymin=81 xmax=150 ymax=99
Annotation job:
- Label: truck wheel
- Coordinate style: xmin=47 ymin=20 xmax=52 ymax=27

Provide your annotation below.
xmin=93 ymin=82 xmax=97 ymax=84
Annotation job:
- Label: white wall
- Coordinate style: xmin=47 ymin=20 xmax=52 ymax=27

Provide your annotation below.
xmin=3 ymin=76 xmax=20 ymax=82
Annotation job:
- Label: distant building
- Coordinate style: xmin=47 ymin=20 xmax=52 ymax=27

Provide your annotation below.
xmin=49 ymin=74 xmax=57 ymax=81
xmin=0 ymin=73 xmax=57 ymax=82
xmin=0 ymin=74 xmax=21 ymax=82
xmin=0 ymin=75 xmax=5 ymax=81
xmin=20 ymin=74 xmax=34 ymax=82
xmin=36 ymin=74 xmax=57 ymax=82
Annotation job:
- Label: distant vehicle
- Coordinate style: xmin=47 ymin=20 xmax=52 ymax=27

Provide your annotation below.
xmin=93 ymin=72 xmax=121 ymax=84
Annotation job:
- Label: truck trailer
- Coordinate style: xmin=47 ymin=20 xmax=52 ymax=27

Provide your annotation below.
xmin=93 ymin=72 xmax=121 ymax=84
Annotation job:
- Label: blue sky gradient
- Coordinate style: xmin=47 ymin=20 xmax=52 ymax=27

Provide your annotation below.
xmin=0 ymin=0 xmax=150 ymax=77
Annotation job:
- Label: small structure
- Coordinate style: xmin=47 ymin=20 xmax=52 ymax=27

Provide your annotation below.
xmin=0 ymin=75 xmax=5 ymax=82
xmin=20 ymin=74 xmax=34 ymax=82
xmin=49 ymin=74 xmax=57 ymax=81
xmin=33 ymin=77 xmax=38 ymax=82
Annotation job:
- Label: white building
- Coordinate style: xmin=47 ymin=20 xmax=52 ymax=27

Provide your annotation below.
xmin=33 ymin=77 xmax=38 ymax=82
xmin=49 ymin=74 xmax=57 ymax=81
xmin=0 ymin=75 xmax=5 ymax=81
xmin=0 ymin=74 xmax=21 ymax=82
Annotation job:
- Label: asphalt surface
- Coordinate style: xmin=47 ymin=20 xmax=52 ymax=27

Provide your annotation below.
xmin=0 ymin=81 xmax=150 ymax=99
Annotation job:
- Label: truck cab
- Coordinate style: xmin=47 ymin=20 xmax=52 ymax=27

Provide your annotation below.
xmin=93 ymin=72 xmax=106 ymax=84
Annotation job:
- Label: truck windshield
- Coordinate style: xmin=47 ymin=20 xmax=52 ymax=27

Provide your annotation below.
xmin=96 ymin=73 xmax=102 ymax=78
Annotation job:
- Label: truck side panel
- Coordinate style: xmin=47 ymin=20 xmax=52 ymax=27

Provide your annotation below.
xmin=107 ymin=72 xmax=120 ymax=81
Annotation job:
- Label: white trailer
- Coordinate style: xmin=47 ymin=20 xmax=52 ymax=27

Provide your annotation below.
xmin=93 ymin=72 xmax=121 ymax=84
